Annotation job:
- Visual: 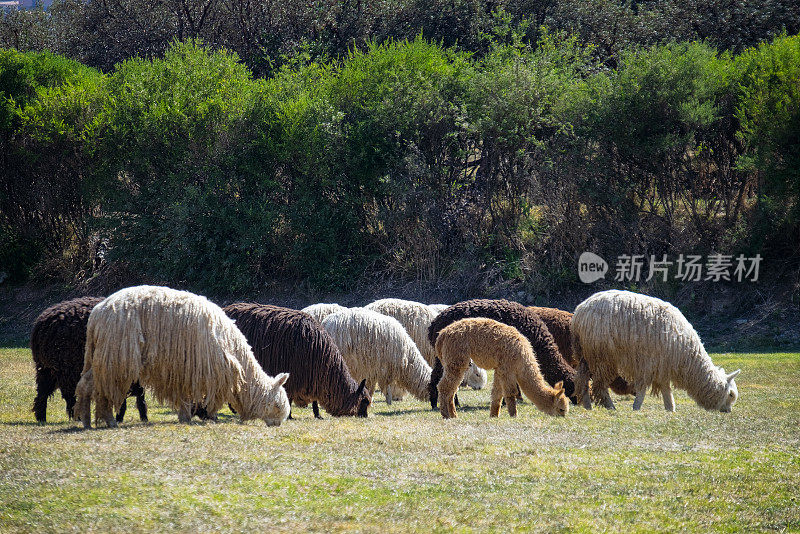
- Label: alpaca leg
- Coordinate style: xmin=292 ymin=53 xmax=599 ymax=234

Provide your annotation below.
xmin=590 ymin=369 xmax=616 ymax=410
xmin=116 ymin=398 xmax=128 ymax=422
xmin=429 ymin=358 xmax=444 ymax=409
xmin=384 ymin=384 xmax=393 ymax=406
xmin=575 ymin=359 xmax=592 ymax=410
xmin=33 ymin=367 xmax=58 ymax=423
xmin=662 ymin=384 xmax=675 ymax=412
xmin=489 ymin=379 xmax=503 ymax=417
xmin=95 ymin=394 xmax=117 ymax=428
xmin=501 ymin=375 xmax=518 ymax=417
xmin=312 ymin=401 xmax=324 ymax=419
xmin=632 ymin=390 xmax=646 ymax=410
xmin=597 ymin=388 xmax=615 ymax=410
xmin=177 ymin=402 xmax=193 ymax=424
xmin=75 ymin=371 xmax=93 ymax=429
xmin=505 ymin=394 xmax=518 ymax=417
xmin=438 ymin=359 xmax=469 ymax=419
xmin=133 ymin=383 xmax=148 ymax=422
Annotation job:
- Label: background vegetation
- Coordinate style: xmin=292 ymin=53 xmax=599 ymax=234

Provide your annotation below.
xmin=0 ymin=2 xmax=798 ymax=300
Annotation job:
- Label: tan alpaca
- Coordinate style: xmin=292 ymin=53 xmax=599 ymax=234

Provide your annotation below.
xmin=435 ymin=318 xmax=569 ymax=419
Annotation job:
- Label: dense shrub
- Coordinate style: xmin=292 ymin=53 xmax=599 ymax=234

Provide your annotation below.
xmin=0 ymin=33 xmax=798 ymax=292
xmin=734 ymin=34 xmax=800 ymax=255
xmin=0 ymin=48 xmax=104 ymax=282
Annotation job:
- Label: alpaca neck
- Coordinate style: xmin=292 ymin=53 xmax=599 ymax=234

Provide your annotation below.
xmin=539 ymin=343 xmax=576 ymax=397
xmin=318 ymin=362 xmax=360 ymax=416
xmin=672 ymin=347 xmax=727 ymax=410
xmin=397 ymin=353 xmax=432 ymax=402
xmin=232 ymin=352 xmax=269 ymax=421
xmin=514 ymin=358 xmax=557 ymax=413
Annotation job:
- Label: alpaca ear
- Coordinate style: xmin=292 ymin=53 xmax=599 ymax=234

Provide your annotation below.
xmin=554 ymin=381 xmax=564 ymax=392
xmin=274 ymin=372 xmax=289 ymax=388
xmin=726 ymin=369 xmax=741 ymax=382
xmin=356 ymin=379 xmax=367 ymax=395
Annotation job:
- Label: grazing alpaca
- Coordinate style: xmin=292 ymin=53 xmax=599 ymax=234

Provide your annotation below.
xmin=365 ymin=298 xmax=487 ymax=392
xmin=223 ymin=303 xmax=371 ymax=418
xmin=528 ymin=307 xmax=576 ymax=366
xmin=30 ymin=296 xmax=147 ymax=423
xmin=529 ymin=306 xmax=635 ymax=396
xmin=321 ymin=308 xmax=431 ymax=405
xmin=301 ymin=303 xmax=347 ymax=324
xmin=75 ymin=286 xmax=291 ymax=428
xmin=436 ymin=318 xmax=569 ymax=419
xmin=428 ymin=299 xmax=576 ymax=408
xmin=572 ymin=290 xmax=741 ymax=412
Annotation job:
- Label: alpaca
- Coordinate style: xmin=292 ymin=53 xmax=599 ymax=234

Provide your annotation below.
xmin=301 ymin=303 xmax=347 ymax=324
xmin=223 ymin=303 xmax=371 ymax=418
xmin=30 ymin=296 xmax=147 ymax=423
xmin=528 ymin=306 xmax=635 ymax=396
xmin=428 ymin=299 xmax=576 ymax=408
xmin=74 ymin=285 xmax=291 ymax=428
xmin=365 ymin=298 xmax=487 ymax=392
xmin=435 ymin=318 xmax=569 ymax=418
xmin=528 ymin=307 xmax=576 ymax=365
xmin=427 ymin=304 xmax=450 ymax=314
xmin=572 ymin=289 xmax=741 ymax=412
xmin=321 ymin=308 xmax=431 ymax=405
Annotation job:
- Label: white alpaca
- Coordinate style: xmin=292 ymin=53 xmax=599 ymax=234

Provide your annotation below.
xmin=365 ymin=298 xmax=487 ymax=390
xmin=572 ymin=290 xmax=740 ymax=412
xmin=321 ymin=307 xmax=431 ymax=405
xmin=75 ymin=285 xmax=291 ymax=428
xmin=301 ymin=303 xmax=347 ymax=324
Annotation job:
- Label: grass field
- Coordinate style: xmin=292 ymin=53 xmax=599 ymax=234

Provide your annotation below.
xmin=1 ymin=348 xmax=798 ymax=532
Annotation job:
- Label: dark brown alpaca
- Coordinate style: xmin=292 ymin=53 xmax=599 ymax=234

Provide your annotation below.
xmin=223 ymin=303 xmax=371 ymax=418
xmin=530 ymin=306 xmax=635 ymax=396
xmin=31 ymin=297 xmax=147 ymax=423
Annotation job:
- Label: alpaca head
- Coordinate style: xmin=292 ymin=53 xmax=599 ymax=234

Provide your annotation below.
xmin=551 ymin=381 xmax=569 ymax=417
xmin=355 ymin=379 xmax=372 ymax=417
xmin=262 ymin=372 xmax=291 ymax=426
xmin=463 ymin=361 xmax=488 ymax=390
xmin=717 ymin=368 xmax=741 ymax=412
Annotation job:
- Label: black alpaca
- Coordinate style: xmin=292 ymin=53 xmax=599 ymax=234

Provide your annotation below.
xmin=31 ymin=297 xmax=148 ymax=423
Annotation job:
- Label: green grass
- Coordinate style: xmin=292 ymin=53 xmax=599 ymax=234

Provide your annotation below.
xmin=1 ymin=349 xmax=799 ymax=532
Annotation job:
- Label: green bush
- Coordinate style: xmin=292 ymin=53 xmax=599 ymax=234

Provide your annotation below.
xmin=0 ymin=48 xmax=104 ymax=282
xmin=90 ymin=40 xmax=279 ymax=291
xmin=734 ymin=34 xmax=800 ymax=252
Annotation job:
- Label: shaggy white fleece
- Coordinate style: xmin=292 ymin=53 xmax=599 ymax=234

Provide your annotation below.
xmin=75 ymin=285 xmax=290 ymax=428
xmin=321 ymin=307 xmax=431 ymax=405
xmin=301 ymin=303 xmax=347 ymax=324
xmin=572 ymin=289 xmax=740 ymax=412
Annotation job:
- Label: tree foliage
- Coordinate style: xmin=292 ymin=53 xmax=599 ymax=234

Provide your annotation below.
xmin=0 ymin=33 xmax=798 ymax=291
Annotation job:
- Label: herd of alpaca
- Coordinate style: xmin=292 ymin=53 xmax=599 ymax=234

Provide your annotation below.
xmin=29 ymin=286 xmax=740 ymax=428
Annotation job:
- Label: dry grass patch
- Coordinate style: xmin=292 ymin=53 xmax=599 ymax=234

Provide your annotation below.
xmin=1 ymin=349 xmax=798 ymax=532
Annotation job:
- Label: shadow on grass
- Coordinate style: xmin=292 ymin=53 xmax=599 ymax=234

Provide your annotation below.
xmin=43 ymin=417 xmax=247 ymax=434
xmin=378 ymin=403 xmax=491 ymax=417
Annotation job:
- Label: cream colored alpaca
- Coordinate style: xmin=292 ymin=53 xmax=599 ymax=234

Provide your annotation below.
xmin=435 ymin=318 xmax=569 ymax=419
xmin=321 ymin=308 xmax=431 ymax=405
xmin=365 ymin=298 xmax=486 ymax=397
xmin=75 ymin=285 xmax=290 ymax=428
xmin=301 ymin=303 xmax=347 ymax=324
xmin=572 ymin=290 xmax=740 ymax=412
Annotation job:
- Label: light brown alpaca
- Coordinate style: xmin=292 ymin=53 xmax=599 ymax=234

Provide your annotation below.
xmin=435 ymin=318 xmax=569 ymax=419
